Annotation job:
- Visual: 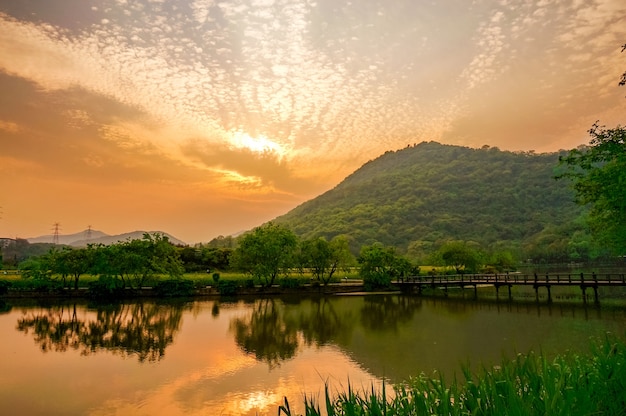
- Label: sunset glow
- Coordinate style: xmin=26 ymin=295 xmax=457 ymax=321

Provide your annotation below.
xmin=0 ymin=0 xmax=625 ymax=243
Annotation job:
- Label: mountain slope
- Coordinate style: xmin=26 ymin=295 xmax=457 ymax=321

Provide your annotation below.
xmin=274 ymin=141 xmax=584 ymax=253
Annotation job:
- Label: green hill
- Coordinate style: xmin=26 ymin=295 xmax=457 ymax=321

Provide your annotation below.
xmin=275 ymin=141 xmax=589 ymax=260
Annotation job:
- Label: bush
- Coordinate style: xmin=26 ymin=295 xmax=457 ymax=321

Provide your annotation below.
xmin=154 ymin=279 xmax=195 ymax=297
xmin=278 ymin=277 xmax=302 ymax=289
xmin=9 ymin=278 xmax=64 ymax=292
xmin=0 ymin=280 xmax=11 ymax=295
xmin=212 ymin=272 xmax=220 ymax=283
xmin=363 ymin=273 xmax=392 ymax=291
xmin=217 ymin=279 xmax=239 ymax=296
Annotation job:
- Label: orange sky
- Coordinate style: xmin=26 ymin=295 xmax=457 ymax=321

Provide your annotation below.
xmin=0 ymin=0 xmax=625 ymax=244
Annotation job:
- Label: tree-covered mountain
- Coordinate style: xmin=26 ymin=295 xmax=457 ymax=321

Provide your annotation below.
xmin=274 ymin=141 xmax=591 ymax=261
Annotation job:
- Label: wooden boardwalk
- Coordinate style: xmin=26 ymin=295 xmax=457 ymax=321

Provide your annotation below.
xmin=394 ymin=272 xmax=626 ymax=303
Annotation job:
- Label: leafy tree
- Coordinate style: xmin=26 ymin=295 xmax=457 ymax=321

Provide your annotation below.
xmin=358 ymin=243 xmax=413 ymax=290
xmin=53 ymin=247 xmax=92 ymax=289
xmin=92 ymin=233 xmax=184 ymax=289
xmin=557 ymin=123 xmax=626 ymax=254
xmin=437 ymin=241 xmax=482 ymax=273
xmin=231 ymin=222 xmax=298 ymax=287
xmin=300 ymin=235 xmax=354 ymax=285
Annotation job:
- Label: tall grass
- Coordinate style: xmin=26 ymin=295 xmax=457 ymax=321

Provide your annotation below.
xmin=280 ymin=334 xmax=626 ymax=415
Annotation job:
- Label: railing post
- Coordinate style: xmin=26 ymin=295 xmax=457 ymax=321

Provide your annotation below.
xmin=580 ymin=272 xmax=584 ymax=283
xmin=593 ymin=272 xmax=597 ymax=283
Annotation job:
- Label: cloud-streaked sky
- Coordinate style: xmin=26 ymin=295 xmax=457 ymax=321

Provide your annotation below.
xmin=1 ymin=0 xmax=625 ymax=244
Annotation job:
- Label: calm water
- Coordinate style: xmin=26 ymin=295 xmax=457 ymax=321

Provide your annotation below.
xmin=1 ymin=294 xmax=625 ymax=415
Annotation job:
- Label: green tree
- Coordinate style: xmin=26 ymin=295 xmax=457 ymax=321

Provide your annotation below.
xmin=92 ymin=234 xmax=183 ymax=289
xmin=45 ymin=247 xmax=93 ymax=289
xmin=557 ymin=123 xmax=626 ymax=254
xmin=358 ymin=243 xmax=413 ymax=290
xmin=300 ymin=235 xmax=354 ymax=285
xmin=437 ymin=240 xmax=482 ymax=273
xmin=231 ymin=222 xmax=298 ymax=287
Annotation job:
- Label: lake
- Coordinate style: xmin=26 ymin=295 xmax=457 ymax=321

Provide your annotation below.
xmin=1 ymin=294 xmax=625 ymax=415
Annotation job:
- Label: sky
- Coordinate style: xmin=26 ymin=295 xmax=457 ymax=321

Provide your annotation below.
xmin=0 ymin=0 xmax=625 ymax=244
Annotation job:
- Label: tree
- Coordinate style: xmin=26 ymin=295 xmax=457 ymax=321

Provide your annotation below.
xmin=358 ymin=243 xmax=413 ymax=290
xmin=92 ymin=233 xmax=184 ymax=289
xmin=52 ymin=247 xmax=92 ymax=289
xmin=300 ymin=235 xmax=354 ymax=285
xmin=231 ymin=222 xmax=298 ymax=287
xmin=557 ymin=123 xmax=626 ymax=254
xmin=437 ymin=241 xmax=482 ymax=273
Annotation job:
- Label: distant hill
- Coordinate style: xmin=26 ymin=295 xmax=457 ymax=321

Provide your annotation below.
xmin=28 ymin=230 xmax=186 ymax=247
xmin=274 ymin=141 xmax=586 ymax=257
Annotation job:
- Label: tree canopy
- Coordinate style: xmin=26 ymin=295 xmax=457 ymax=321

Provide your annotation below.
xmin=557 ymin=124 xmax=626 ymax=255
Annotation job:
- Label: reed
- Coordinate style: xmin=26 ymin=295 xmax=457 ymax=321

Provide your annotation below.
xmin=280 ymin=334 xmax=626 ymax=415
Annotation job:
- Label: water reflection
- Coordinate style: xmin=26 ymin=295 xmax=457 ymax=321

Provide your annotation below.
xmin=229 ymin=295 xmax=423 ymax=368
xmin=230 ymin=298 xmax=299 ymax=367
xmin=16 ymin=301 xmax=186 ymax=362
xmin=3 ymin=295 xmax=625 ymax=416
xmin=360 ymin=295 xmax=422 ymax=332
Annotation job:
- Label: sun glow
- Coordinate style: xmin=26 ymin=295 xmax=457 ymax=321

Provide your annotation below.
xmin=230 ymin=131 xmax=287 ymax=158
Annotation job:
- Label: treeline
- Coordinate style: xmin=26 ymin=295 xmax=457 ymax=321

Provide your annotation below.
xmin=0 ymin=224 xmax=569 ymax=297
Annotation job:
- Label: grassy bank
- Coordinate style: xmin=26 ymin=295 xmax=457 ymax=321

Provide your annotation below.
xmin=280 ymin=335 xmax=626 ymax=416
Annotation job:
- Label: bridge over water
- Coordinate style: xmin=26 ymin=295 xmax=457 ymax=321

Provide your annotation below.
xmin=394 ymin=272 xmax=626 ymax=303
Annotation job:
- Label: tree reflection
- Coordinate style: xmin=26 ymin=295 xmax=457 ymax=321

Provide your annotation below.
xmin=359 ymin=295 xmax=422 ymax=332
xmin=230 ymin=298 xmax=299 ymax=368
xmin=295 ymin=297 xmax=355 ymax=347
xmin=16 ymin=302 xmax=185 ymax=362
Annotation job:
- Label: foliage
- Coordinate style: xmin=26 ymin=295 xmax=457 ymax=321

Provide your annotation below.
xmin=0 ymin=279 xmax=11 ymax=294
xmin=358 ymin=243 xmax=413 ymax=290
xmin=88 ymin=275 xmax=126 ymax=299
xmin=2 ymin=239 xmax=56 ymax=267
xmin=92 ymin=233 xmax=184 ymax=289
xmin=557 ymin=123 xmax=626 ymax=255
xmin=278 ymin=277 xmax=302 ymax=289
xmin=299 ymin=235 xmax=355 ymax=285
xmin=274 ymin=142 xmax=584 ymax=261
xmin=231 ymin=222 xmax=298 ymax=287
xmin=154 ymin=279 xmax=195 ymax=297
xmin=281 ymin=335 xmax=626 ymax=416
xmin=437 ymin=240 xmax=483 ymax=273
xmin=177 ymin=245 xmax=232 ymax=272
xmin=217 ymin=279 xmax=240 ymax=296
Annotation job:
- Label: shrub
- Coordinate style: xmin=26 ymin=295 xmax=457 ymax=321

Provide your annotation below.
xmin=279 ymin=277 xmax=302 ymax=289
xmin=212 ymin=272 xmax=220 ymax=283
xmin=154 ymin=279 xmax=195 ymax=297
xmin=0 ymin=280 xmax=11 ymax=295
xmin=217 ymin=279 xmax=239 ymax=296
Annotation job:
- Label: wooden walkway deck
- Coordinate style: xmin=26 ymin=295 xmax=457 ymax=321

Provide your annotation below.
xmin=394 ymin=272 xmax=626 ymax=303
